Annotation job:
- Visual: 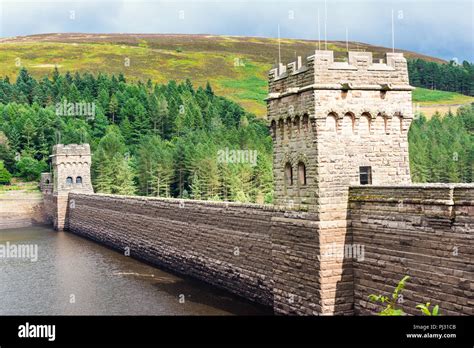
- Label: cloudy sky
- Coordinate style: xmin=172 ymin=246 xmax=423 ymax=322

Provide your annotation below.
xmin=0 ymin=0 xmax=472 ymax=62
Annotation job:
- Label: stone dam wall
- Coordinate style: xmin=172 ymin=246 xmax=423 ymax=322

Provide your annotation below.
xmin=0 ymin=191 xmax=46 ymax=230
xmin=349 ymin=185 xmax=473 ymax=316
xmin=65 ymin=192 xmax=319 ymax=312
xmin=35 ymin=184 xmax=473 ymax=315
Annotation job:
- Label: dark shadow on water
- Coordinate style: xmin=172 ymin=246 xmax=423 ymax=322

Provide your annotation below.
xmin=0 ymin=226 xmax=272 ymax=315
xmin=149 ymin=275 xmax=273 ymax=316
xmin=62 ymin=227 xmax=273 ymax=316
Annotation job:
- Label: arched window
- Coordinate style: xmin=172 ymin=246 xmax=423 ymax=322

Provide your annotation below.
xmin=76 ymin=176 xmax=83 ymax=184
xmin=384 ymin=117 xmax=389 ymax=134
xmin=392 ymin=114 xmax=403 ymax=134
xmin=66 ymin=177 xmax=73 ymax=185
xmin=270 ymin=120 xmax=277 ymax=139
xmin=284 ymin=162 xmax=293 ymax=186
xmin=326 ymin=113 xmax=337 ymax=132
xmin=298 ymin=162 xmax=306 ymax=186
xmin=302 ymin=114 xmax=309 ymax=132
xmin=45 ymin=179 xmax=50 ymax=184
xmin=359 ymin=113 xmax=371 ymax=134
xmin=278 ymin=119 xmax=285 ymax=139
xmin=342 ymin=113 xmax=355 ymax=135
xmin=294 ymin=116 xmax=300 ymax=134
xmin=286 ymin=117 xmax=292 ymax=138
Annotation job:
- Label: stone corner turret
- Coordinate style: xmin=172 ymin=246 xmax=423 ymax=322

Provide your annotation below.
xmin=41 ymin=143 xmax=94 ymax=231
xmin=51 ymin=143 xmax=93 ymax=195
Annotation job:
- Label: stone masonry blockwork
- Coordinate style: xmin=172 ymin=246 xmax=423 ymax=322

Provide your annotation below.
xmin=267 ymin=50 xmax=414 ymax=314
xmin=350 ymin=185 xmax=473 ymax=316
xmin=38 ymin=50 xmax=473 ymax=316
xmin=66 ymin=193 xmax=317 ymax=310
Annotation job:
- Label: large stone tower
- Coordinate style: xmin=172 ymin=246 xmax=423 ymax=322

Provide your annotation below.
xmin=267 ymin=50 xmax=414 ymax=314
xmin=50 ymin=144 xmax=93 ymax=230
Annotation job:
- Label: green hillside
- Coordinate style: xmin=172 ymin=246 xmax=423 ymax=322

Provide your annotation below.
xmin=413 ymin=87 xmax=474 ymax=118
xmin=0 ymin=39 xmax=471 ymax=201
xmin=413 ymin=87 xmax=474 ymax=104
xmin=0 ymin=33 xmax=447 ymax=117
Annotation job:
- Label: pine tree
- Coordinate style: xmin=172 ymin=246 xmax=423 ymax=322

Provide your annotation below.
xmin=108 ymin=94 xmax=119 ymax=123
xmin=120 ymin=117 xmax=133 ymax=145
xmin=190 ymin=171 xmax=202 ymax=200
xmin=112 ymin=155 xmax=136 ymax=195
xmin=92 ymin=126 xmax=135 ymax=194
xmin=22 ymin=118 xmax=37 ymax=154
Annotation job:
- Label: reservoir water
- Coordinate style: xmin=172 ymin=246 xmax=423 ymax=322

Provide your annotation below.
xmin=0 ymin=226 xmax=270 ymax=315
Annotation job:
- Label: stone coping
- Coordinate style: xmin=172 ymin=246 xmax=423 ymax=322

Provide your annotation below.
xmin=69 ymin=192 xmax=317 ymax=216
xmin=350 ymin=183 xmax=474 ymax=189
xmin=349 ymin=184 xmax=474 ymax=205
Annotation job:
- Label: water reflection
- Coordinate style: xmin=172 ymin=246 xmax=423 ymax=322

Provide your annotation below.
xmin=0 ymin=226 xmax=271 ymax=315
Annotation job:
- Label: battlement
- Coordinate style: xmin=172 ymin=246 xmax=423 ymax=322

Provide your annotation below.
xmin=267 ymin=49 xmax=414 ymax=213
xmin=52 ymin=144 xmax=92 ymax=168
xmin=52 ymin=144 xmax=91 ymax=157
xmin=268 ymin=50 xmax=414 ymax=98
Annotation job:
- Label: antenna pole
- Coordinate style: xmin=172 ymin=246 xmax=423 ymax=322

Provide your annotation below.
xmin=317 ymin=8 xmax=321 ymax=50
xmin=324 ymin=0 xmax=327 ymax=50
xmin=391 ymin=9 xmax=395 ymax=53
xmin=346 ymin=27 xmax=349 ymax=52
xmin=278 ymin=24 xmax=281 ymax=65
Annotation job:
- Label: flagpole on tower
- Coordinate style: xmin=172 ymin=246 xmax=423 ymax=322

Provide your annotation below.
xmin=278 ymin=24 xmax=281 ymax=66
xmin=317 ymin=8 xmax=321 ymax=50
xmin=346 ymin=27 xmax=349 ymax=52
xmin=391 ymin=9 xmax=395 ymax=53
xmin=324 ymin=0 xmax=327 ymax=50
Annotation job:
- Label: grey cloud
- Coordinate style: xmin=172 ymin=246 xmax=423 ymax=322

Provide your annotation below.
xmin=0 ymin=0 xmax=472 ymax=61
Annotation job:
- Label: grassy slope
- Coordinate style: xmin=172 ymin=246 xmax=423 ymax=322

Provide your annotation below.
xmin=0 ymin=180 xmax=39 ymax=193
xmin=412 ymin=87 xmax=474 ymax=105
xmin=412 ymin=87 xmax=474 ymax=118
xmin=0 ymin=33 xmax=452 ymax=116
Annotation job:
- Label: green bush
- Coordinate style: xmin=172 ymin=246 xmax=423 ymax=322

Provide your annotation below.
xmin=0 ymin=161 xmax=12 ymax=185
xmin=15 ymin=156 xmax=48 ymax=181
xmin=368 ymin=276 xmax=441 ymax=316
xmin=368 ymin=276 xmax=410 ymax=316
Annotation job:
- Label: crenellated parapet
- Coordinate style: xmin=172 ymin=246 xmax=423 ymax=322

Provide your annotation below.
xmin=267 ymin=49 xmax=414 ymax=209
xmin=268 ymin=50 xmax=413 ymax=102
xmin=267 ymin=50 xmax=414 ymax=139
xmin=52 ymin=144 xmax=92 ymax=161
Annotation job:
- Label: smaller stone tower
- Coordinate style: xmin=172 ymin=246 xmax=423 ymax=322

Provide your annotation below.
xmin=50 ymin=144 xmax=93 ymax=230
xmin=52 ymin=144 xmax=93 ymax=194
